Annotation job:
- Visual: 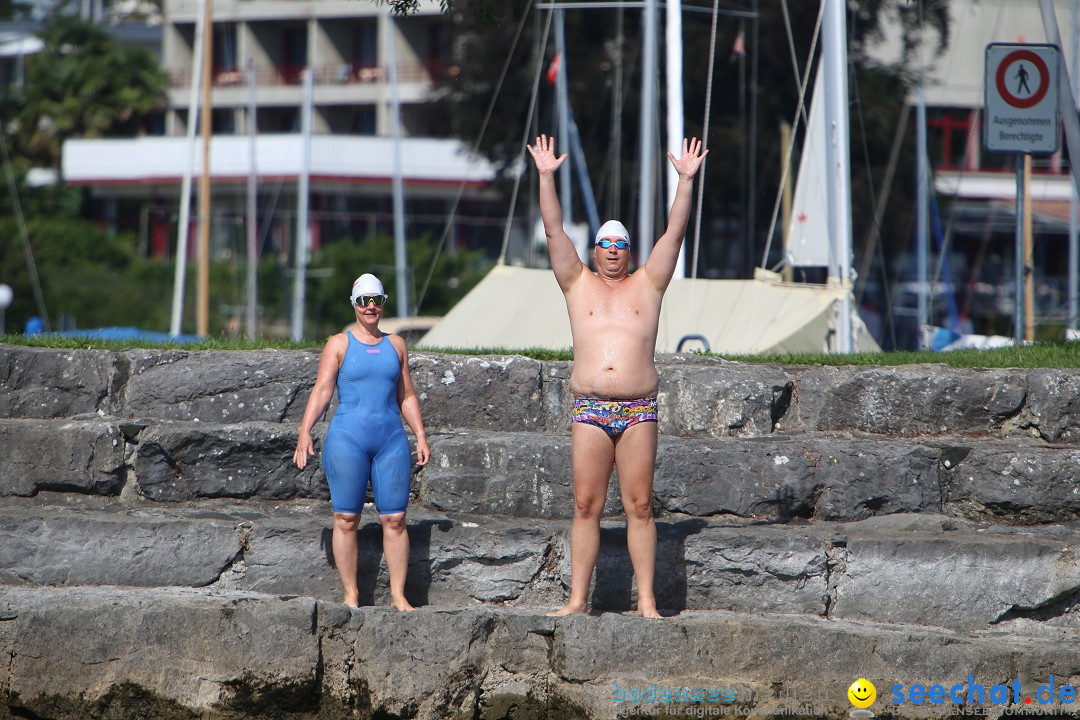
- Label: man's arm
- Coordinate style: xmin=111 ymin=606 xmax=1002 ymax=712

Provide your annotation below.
xmin=526 ymin=134 xmax=584 ymax=291
xmin=643 ymin=137 xmax=708 ymax=292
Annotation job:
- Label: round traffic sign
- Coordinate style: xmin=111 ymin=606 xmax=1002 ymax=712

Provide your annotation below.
xmin=995 ymin=49 xmax=1051 ymax=109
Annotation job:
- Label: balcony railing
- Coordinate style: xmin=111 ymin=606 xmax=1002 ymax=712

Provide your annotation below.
xmin=167 ymin=61 xmax=448 ymax=89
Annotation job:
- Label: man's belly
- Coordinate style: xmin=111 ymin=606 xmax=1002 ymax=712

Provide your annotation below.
xmin=569 ymin=333 xmax=659 ymax=399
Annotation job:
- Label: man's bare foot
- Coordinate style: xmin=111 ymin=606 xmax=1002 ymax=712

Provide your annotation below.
xmin=547 ymin=602 xmax=589 ymax=617
xmin=392 ymin=597 xmax=416 ymax=612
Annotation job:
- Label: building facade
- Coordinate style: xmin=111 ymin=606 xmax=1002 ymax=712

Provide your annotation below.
xmin=62 ymin=0 xmax=501 ymax=264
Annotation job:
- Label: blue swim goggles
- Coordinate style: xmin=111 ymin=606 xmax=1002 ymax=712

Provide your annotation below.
xmin=595 ymin=239 xmax=630 ymax=249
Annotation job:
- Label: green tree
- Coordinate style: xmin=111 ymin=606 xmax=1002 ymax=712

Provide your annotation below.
xmin=298 ymin=233 xmax=493 ymax=340
xmin=0 ymin=0 xmax=31 ymax=19
xmin=13 ymin=15 xmax=165 ymax=169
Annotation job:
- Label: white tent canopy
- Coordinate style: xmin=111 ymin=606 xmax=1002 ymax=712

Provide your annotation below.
xmin=417 ymin=265 xmax=880 ymax=355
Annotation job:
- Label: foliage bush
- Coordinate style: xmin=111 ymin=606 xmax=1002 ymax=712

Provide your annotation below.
xmin=296 ymin=232 xmax=493 ymax=340
xmin=0 ymin=214 xmax=492 ymax=339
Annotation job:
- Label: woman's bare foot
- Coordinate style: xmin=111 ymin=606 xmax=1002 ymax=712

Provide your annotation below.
xmin=343 ymin=593 xmax=359 ymax=608
xmin=635 ymin=603 xmax=662 ymax=619
xmin=392 ymin=597 xmax=416 ymax=612
xmin=547 ymin=602 xmax=589 ymax=617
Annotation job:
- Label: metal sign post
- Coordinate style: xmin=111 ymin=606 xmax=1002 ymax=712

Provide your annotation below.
xmin=985 ymin=43 xmax=1060 ymax=344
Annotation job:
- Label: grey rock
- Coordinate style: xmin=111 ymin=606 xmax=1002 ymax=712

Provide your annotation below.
xmin=547 ymin=610 xmax=1037 ymax=716
xmin=584 ymin=521 xmax=829 ymax=615
xmin=657 ymin=362 xmax=793 ymax=437
xmin=791 ymin=365 xmax=1029 ymax=436
xmin=655 ymin=434 xmax=942 ymax=520
xmin=1021 ymin=369 xmax=1080 ymax=442
xmin=941 ymin=440 xmax=1080 ymax=523
xmin=420 ymin=430 xmax=1080 ymax=525
xmin=540 ymin=360 xmax=574 ymax=433
xmin=419 ymin=431 xmax=619 ymax=518
xmin=332 ymin=606 xmax=498 ymax=718
xmin=4 ymin=586 xmax=1080 ymax=719
xmin=133 ymin=421 xmax=327 ymax=501
xmin=410 ymin=353 xmax=546 ymax=432
xmin=0 ymin=418 xmax=125 ymax=497
xmin=0 ymin=507 xmax=242 ymax=587
xmin=0 ymin=346 xmax=118 ymax=418
xmin=0 ymin=505 xmax=843 ymax=619
xmin=2 ymin=586 xmax=318 ymax=713
xmin=411 ymin=519 xmax=553 ymax=604
xmin=7 ymin=343 xmax=1080 ymax=720
xmin=831 ymin=520 xmax=1080 ymax=630
xmin=233 ymin=512 xmax=555 ymax=608
xmin=121 ymin=348 xmax=320 ymax=423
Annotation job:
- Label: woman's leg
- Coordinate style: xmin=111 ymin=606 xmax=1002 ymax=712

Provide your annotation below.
xmin=379 ymin=511 xmax=414 ymax=611
xmin=332 ymin=512 xmax=361 ymax=606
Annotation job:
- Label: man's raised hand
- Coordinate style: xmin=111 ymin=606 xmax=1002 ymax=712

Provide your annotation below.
xmin=527 ymin=134 xmax=568 ymax=175
xmin=667 ymin=136 xmax=708 ymax=181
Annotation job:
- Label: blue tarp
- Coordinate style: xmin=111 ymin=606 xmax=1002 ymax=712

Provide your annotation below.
xmin=34 ymin=325 xmax=203 ymax=344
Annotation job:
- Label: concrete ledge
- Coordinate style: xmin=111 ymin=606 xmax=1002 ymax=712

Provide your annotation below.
xmin=4 ymin=418 xmax=1080 ymax=524
xmin=2 ymin=505 xmax=1079 ymax=631
xmin=2 ymin=586 xmax=1079 ymax=720
xmin=5 ymin=345 xmax=1080 ymax=443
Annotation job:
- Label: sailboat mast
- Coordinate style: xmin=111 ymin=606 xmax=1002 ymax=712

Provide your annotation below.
xmin=822 ymin=0 xmax=852 ymax=352
xmin=245 ymin=58 xmax=258 ymax=339
xmin=169 ymin=0 xmax=206 ymax=336
xmin=554 ymin=10 xmax=578 ymax=258
xmin=1071 ymin=0 xmax=1078 ymax=333
xmin=666 ymin=0 xmax=684 ymax=277
xmin=916 ymin=87 xmax=929 ymax=335
xmin=637 ymin=0 xmax=657 ymax=264
xmin=387 ymin=16 xmax=410 ymax=318
xmin=196 ymin=0 xmax=213 ymax=336
xmin=290 ymin=67 xmax=313 ymax=341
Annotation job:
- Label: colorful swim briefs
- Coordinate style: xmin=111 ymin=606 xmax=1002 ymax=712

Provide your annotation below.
xmin=572 ymin=395 xmax=658 ymax=437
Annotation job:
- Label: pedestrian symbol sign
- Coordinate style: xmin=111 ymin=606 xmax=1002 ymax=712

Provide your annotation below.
xmin=985 ymin=43 xmax=1060 ymax=154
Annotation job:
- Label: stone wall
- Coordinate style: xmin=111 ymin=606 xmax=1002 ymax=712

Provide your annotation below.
xmin=2 ymin=344 xmax=1079 ymax=720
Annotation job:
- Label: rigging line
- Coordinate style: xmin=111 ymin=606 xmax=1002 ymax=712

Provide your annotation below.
xmin=927 ymin=167 xmax=947 ymax=288
xmin=689 ymin=0 xmax=720 ymax=281
xmin=759 ymin=1 xmax=824 ymax=269
xmin=413 ymin=0 xmax=536 ymax=315
xmin=849 ymin=47 xmax=905 ymax=343
xmin=848 ymin=39 xmax=879 ymax=286
xmin=779 ymin=0 xmax=810 ymax=138
xmin=0 ymin=120 xmax=49 ymax=331
xmin=492 ymin=4 xmax=555 ymax=267
xmin=878 ymin=214 xmax=899 ymax=350
xmin=855 ymin=100 xmax=909 ymax=307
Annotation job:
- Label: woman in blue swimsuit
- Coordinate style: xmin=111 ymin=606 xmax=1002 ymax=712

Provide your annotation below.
xmin=293 ymin=273 xmax=430 ymax=610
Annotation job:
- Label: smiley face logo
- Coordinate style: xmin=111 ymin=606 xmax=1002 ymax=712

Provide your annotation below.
xmin=848 ymin=678 xmax=876 ymax=709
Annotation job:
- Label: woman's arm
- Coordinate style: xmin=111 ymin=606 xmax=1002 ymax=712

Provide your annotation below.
xmin=292 ymin=334 xmax=346 ymax=469
xmin=391 ymin=335 xmax=430 ymax=466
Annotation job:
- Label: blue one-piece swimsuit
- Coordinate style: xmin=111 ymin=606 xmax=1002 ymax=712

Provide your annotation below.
xmin=321 ymin=333 xmax=411 ymax=515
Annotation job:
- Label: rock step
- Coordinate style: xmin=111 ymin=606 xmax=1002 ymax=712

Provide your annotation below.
xmin=4 ymin=418 xmax=1079 ymax=525
xmin=423 ymin=429 xmax=1080 ymax=524
xmin=2 ymin=585 xmax=1079 ymax=720
xmin=2 ymin=503 xmax=1079 ymax=632
xmin=5 ymin=344 xmax=1080 ymax=443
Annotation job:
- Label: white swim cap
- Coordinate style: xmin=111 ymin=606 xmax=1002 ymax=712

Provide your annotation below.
xmin=594 ymin=220 xmax=630 ymax=245
xmin=350 ymin=273 xmax=386 ymax=304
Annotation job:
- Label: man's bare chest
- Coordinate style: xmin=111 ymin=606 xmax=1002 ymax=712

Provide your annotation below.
xmin=571 ymin=278 xmax=658 ymax=323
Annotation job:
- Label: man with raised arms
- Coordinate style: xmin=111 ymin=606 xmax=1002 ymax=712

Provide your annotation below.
xmin=526 ymin=133 xmax=707 ymax=618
